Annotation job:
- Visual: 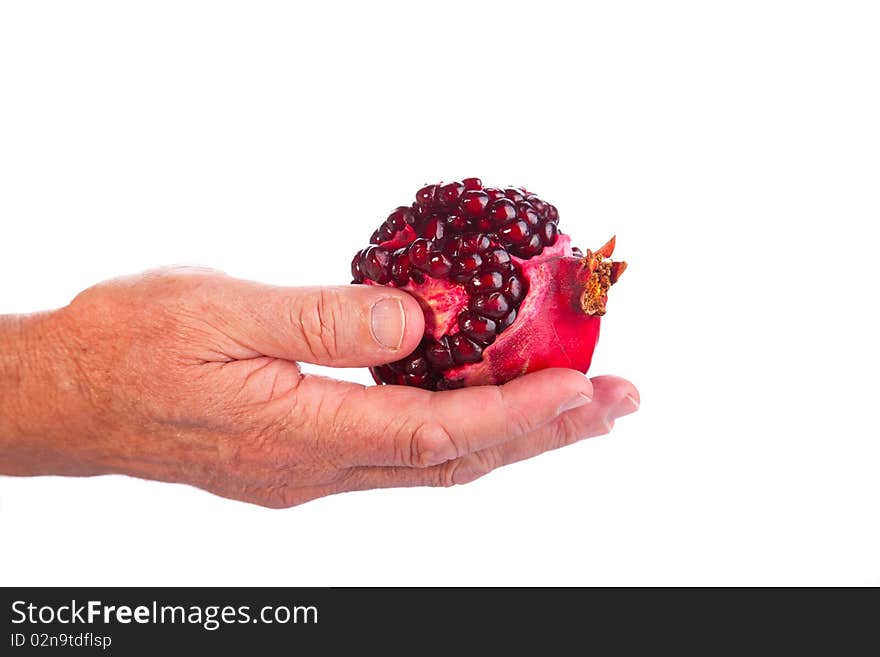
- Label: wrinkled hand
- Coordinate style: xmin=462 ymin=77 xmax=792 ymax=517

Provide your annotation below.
xmin=0 ymin=268 xmax=639 ymax=507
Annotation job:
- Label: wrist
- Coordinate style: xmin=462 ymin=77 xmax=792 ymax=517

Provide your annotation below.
xmin=0 ymin=311 xmax=102 ymax=476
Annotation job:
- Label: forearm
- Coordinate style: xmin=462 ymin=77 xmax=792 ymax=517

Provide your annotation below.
xmin=0 ymin=311 xmax=94 ymax=476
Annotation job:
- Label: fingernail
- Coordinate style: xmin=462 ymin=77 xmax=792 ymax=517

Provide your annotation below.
xmin=558 ymin=392 xmax=593 ymax=414
xmin=610 ymin=393 xmax=640 ymax=419
xmin=371 ymin=297 xmax=406 ymax=350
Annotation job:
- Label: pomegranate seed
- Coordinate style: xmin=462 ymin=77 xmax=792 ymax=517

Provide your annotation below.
xmin=547 ymin=205 xmax=559 ymax=222
xmin=528 ymin=196 xmax=548 ymax=215
xmin=488 ymin=199 xmax=517 ymax=227
xmin=407 ymin=373 xmax=431 ymax=388
xmin=459 ymin=233 xmax=491 ymax=254
xmin=498 ymin=219 xmax=531 ymax=245
xmin=424 ymin=215 xmax=445 ymax=240
xmin=370 ymin=229 xmax=382 ymax=245
xmin=374 ymin=365 xmax=396 ymax=383
xmin=469 ymin=215 xmax=492 ymax=232
xmin=408 ymin=238 xmax=430 ymax=269
xmin=484 ymin=187 xmax=506 ymax=201
xmin=445 ymin=214 xmax=468 ymax=233
xmin=402 ymin=354 xmax=429 ymax=376
xmin=483 ymin=247 xmax=512 ymax=270
xmin=504 ymin=275 xmax=525 ymax=303
xmin=451 ymin=253 xmax=483 ymax=282
xmin=517 ymin=202 xmax=540 ymax=227
xmin=504 ymin=187 xmax=525 ymax=202
xmin=471 ymin=291 xmax=510 ymax=319
xmin=425 ymin=338 xmax=454 ymax=369
xmin=378 ymin=223 xmax=395 ymax=242
xmin=460 ymin=190 xmax=489 ymax=218
xmin=513 ymin=233 xmax=543 ymax=258
xmin=467 ymin=270 xmax=504 ymax=294
xmin=351 ymin=250 xmax=366 ymax=282
xmin=497 ymin=308 xmax=517 ymax=330
xmin=425 ymin=253 xmax=452 ymax=277
xmin=387 ymin=206 xmax=414 ymax=230
xmin=571 ymin=247 xmax=584 ymax=258
xmin=462 ymin=177 xmax=482 ymax=190
xmin=442 ymin=236 xmax=462 ymax=258
xmin=416 ymin=184 xmax=438 ymax=208
xmin=390 ymin=249 xmax=411 ymax=284
xmin=363 ymin=247 xmax=391 ymax=283
xmin=438 ymin=181 xmax=465 ymax=207
xmin=540 ymin=221 xmax=558 ymax=246
xmin=458 ymin=311 xmax=497 ymax=344
xmin=450 ymin=334 xmax=483 ymax=364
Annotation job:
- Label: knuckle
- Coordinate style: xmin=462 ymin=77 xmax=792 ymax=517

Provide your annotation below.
xmin=439 ymin=451 xmax=496 ymax=488
xmin=409 ymin=421 xmax=458 ymax=468
xmin=497 ymin=386 xmax=536 ymax=436
xmin=551 ymin=413 xmax=582 ymax=448
xmin=293 ymin=289 xmax=340 ymax=362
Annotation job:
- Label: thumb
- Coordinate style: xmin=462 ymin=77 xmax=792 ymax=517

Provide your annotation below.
xmin=212 ymin=281 xmax=425 ymax=367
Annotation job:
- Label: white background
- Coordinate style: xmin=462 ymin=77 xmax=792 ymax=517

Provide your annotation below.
xmin=1 ymin=1 xmax=878 ymax=586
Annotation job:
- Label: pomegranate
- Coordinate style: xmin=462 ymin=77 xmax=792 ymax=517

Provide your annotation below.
xmin=351 ymin=178 xmax=625 ymax=390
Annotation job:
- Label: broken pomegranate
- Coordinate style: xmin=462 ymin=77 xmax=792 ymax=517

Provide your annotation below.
xmin=351 ymin=178 xmax=626 ymax=390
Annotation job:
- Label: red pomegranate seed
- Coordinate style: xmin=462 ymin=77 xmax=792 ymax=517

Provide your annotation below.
xmin=390 ymin=249 xmax=411 ymax=284
xmin=488 ymin=199 xmax=517 ymax=227
xmin=450 ymin=334 xmax=483 ymax=365
xmin=416 ymin=184 xmax=438 ymax=208
xmin=387 ymin=206 xmax=414 ymax=230
xmin=504 ymin=187 xmax=525 ymax=202
xmin=467 ymin=270 xmax=504 ymax=294
xmin=351 ymin=250 xmax=366 ymax=282
xmin=504 ymin=275 xmax=524 ymax=303
xmin=483 ymin=247 xmax=512 ymax=270
xmin=408 ymin=239 xmax=432 ymax=271
xmin=451 ymin=253 xmax=483 ymax=282
xmin=546 ymin=205 xmax=559 ymax=222
xmin=541 ymin=221 xmax=559 ymax=246
xmin=402 ymin=354 xmax=429 ymax=376
xmin=425 ymin=253 xmax=452 ymax=277
xmin=459 ymin=233 xmax=491 ymax=254
xmin=462 ymin=177 xmax=482 ymax=191
xmin=363 ymin=246 xmax=391 ymax=283
xmin=374 ymin=364 xmax=396 ymax=383
xmin=513 ymin=233 xmax=543 ymax=258
xmin=407 ymin=373 xmax=431 ymax=388
xmin=484 ymin=187 xmax=506 ymax=201
xmin=445 ymin=213 xmax=468 ymax=233
xmin=458 ymin=311 xmax=497 ymax=344
xmin=459 ymin=190 xmax=489 ymax=218
xmin=438 ymin=181 xmax=465 ymax=207
xmin=517 ymin=202 xmax=540 ymax=227
xmin=497 ymin=308 xmax=517 ymax=330
xmin=424 ymin=215 xmax=445 ymax=240
xmin=425 ymin=338 xmax=454 ymax=369
xmin=471 ymin=291 xmax=510 ymax=319
xmin=498 ymin=219 xmax=531 ymax=245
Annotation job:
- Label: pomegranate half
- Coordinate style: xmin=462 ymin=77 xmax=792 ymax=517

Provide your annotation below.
xmin=351 ymin=178 xmax=625 ymax=390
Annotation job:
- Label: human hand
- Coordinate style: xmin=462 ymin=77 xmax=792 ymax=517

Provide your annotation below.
xmin=0 ymin=267 xmax=639 ymax=507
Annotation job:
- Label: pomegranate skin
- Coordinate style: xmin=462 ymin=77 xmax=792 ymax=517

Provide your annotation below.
xmin=447 ymin=240 xmax=601 ymax=386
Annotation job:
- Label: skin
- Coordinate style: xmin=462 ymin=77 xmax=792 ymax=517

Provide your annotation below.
xmin=0 ymin=267 xmax=639 ymax=508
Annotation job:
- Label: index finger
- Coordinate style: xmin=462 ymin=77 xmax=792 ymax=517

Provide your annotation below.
xmin=309 ymin=368 xmax=594 ymax=468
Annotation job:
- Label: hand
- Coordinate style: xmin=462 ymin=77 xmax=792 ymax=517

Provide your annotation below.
xmin=0 ymin=267 xmax=639 ymax=507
